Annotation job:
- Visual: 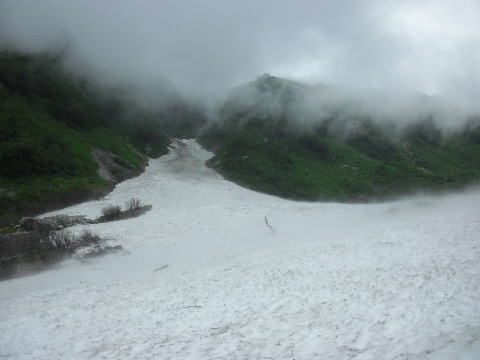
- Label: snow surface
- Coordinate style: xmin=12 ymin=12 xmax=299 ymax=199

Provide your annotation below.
xmin=1 ymin=139 xmax=480 ymax=359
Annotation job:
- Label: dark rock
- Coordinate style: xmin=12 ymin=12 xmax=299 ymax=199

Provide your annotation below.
xmin=20 ymin=217 xmax=45 ymax=231
xmin=20 ymin=215 xmax=93 ymax=231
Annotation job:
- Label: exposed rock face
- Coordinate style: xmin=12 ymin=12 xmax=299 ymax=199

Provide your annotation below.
xmin=91 ymin=148 xmax=120 ymax=184
xmin=91 ymin=148 xmax=148 ymax=184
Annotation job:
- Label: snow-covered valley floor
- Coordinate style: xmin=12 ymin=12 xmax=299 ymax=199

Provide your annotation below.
xmin=1 ymin=139 xmax=479 ymax=360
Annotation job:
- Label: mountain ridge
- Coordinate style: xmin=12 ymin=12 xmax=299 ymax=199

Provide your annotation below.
xmin=199 ymin=74 xmax=480 ymax=201
xmin=2 ymin=55 xmax=480 ymax=225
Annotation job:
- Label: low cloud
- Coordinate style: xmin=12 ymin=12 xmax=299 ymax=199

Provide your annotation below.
xmin=0 ymin=0 xmax=478 ymax=112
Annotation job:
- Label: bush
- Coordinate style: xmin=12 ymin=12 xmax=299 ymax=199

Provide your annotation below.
xmin=0 ymin=228 xmax=73 ymax=278
xmin=0 ymin=235 xmax=19 ymax=278
xmin=76 ymin=229 xmax=104 ymax=248
xmin=100 ymin=205 xmax=121 ymax=221
xmin=0 ymin=228 xmax=112 ymax=280
xmin=125 ymin=198 xmax=142 ymax=210
xmin=74 ymin=229 xmax=124 ymax=259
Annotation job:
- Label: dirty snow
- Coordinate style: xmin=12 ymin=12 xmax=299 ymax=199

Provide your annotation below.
xmin=1 ymin=139 xmax=479 ymax=359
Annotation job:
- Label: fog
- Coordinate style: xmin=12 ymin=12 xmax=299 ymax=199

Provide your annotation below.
xmin=1 ymin=0 xmax=479 ymax=114
xmin=216 ymin=73 xmax=477 ymax=137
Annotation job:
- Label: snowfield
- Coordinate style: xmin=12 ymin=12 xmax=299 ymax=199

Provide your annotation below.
xmin=1 ymin=139 xmax=479 ymax=360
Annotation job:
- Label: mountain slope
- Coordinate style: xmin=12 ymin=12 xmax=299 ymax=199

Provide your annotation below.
xmin=0 ymin=50 xmax=193 ymax=225
xmin=200 ymin=74 xmax=480 ymax=201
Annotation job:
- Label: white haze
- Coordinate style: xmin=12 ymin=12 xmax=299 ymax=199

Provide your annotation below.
xmin=219 ymin=75 xmax=475 ymax=134
xmin=300 ymin=85 xmax=475 ymax=132
xmin=0 ymin=0 xmax=479 ymax=117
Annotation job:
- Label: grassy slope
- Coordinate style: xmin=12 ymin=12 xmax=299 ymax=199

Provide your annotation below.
xmin=204 ymin=127 xmax=480 ymax=201
xmin=0 ymin=90 xmax=148 ymax=225
xmin=0 ymin=51 xmax=171 ymax=225
xmin=200 ymin=75 xmax=480 ymax=202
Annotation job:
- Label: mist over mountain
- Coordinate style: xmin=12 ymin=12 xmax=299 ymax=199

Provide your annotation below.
xmin=1 ymin=1 xmax=479 ymax=219
xmin=1 ymin=1 xmax=478 ymax=111
xmin=216 ymin=74 xmax=477 ymax=135
xmin=200 ymin=74 xmax=480 ymax=201
xmin=1 ymin=4 xmax=480 ymax=357
xmin=0 ymin=50 xmax=205 ymax=225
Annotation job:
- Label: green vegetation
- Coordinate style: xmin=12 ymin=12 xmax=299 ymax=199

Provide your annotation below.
xmin=2 ymin=52 xmax=479 ymax=225
xmin=0 ymin=228 xmax=115 ymax=280
xmin=0 ymin=50 xmax=178 ymax=225
xmin=201 ymin=75 xmax=480 ymax=201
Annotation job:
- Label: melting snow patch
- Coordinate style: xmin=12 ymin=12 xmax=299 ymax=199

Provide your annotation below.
xmin=1 ymin=139 xmax=479 ymax=359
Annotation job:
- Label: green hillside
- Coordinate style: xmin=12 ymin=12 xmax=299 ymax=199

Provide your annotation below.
xmin=200 ymin=75 xmax=480 ymax=201
xmin=0 ymin=50 xmax=183 ymax=225
xmin=2 ymin=56 xmax=479 ymax=225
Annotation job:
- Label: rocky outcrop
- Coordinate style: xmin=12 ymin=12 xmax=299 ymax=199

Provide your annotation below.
xmin=91 ymin=148 xmax=118 ymax=183
xmin=20 ymin=204 xmax=153 ymax=231
xmin=20 ymin=215 xmax=93 ymax=231
xmin=91 ymin=148 xmax=148 ymax=184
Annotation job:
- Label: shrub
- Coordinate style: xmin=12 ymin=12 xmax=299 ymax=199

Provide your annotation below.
xmin=51 ymin=230 xmax=74 ymax=248
xmin=24 ymin=228 xmax=76 ymax=266
xmin=0 ymin=235 xmax=19 ymax=279
xmin=0 ymin=228 xmax=74 ymax=278
xmin=125 ymin=198 xmax=142 ymax=210
xmin=0 ymin=228 xmax=112 ymax=280
xmin=0 ymin=256 xmax=17 ymax=279
xmin=74 ymin=230 xmax=124 ymax=259
xmin=100 ymin=205 xmax=121 ymax=221
xmin=76 ymin=229 xmax=104 ymax=248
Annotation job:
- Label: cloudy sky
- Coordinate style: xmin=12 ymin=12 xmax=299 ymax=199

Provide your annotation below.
xmin=0 ymin=0 xmax=478 ymax=109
